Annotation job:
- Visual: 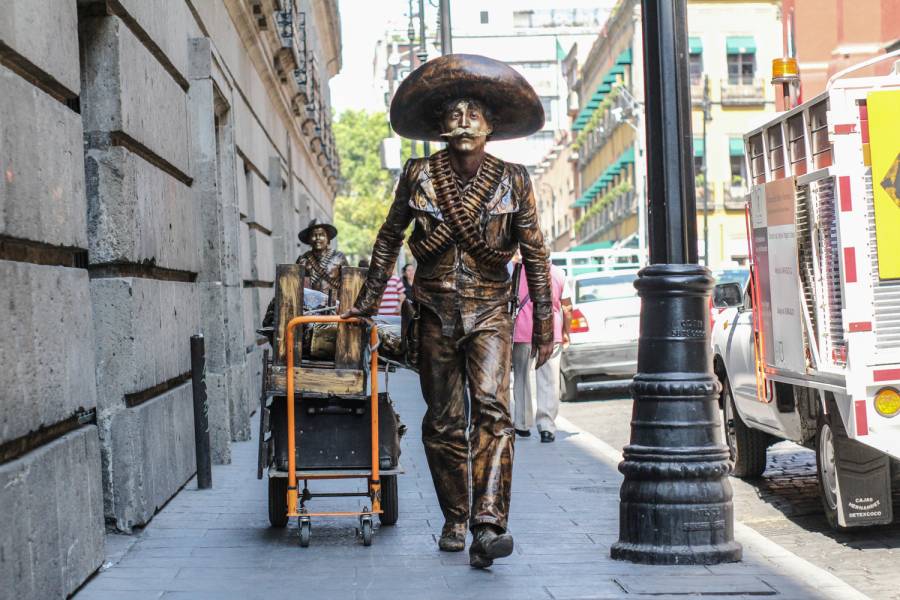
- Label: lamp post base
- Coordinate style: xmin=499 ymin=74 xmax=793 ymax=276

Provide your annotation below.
xmin=611 ymin=264 xmax=742 ymax=566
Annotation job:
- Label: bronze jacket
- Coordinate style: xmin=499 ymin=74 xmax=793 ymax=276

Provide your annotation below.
xmin=355 ymin=152 xmax=552 ymax=344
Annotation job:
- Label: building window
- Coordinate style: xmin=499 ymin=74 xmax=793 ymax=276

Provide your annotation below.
xmin=689 ymin=53 xmax=703 ymax=85
xmin=688 ymin=37 xmax=703 ymax=85
xmin=729 ymin=138 xmax=746 ymax=187
xmin=480 ymin=11 xmax=489 ymax=24
xmin=513 ymin=10 xmax=533 ymax=28
xmin=693 ymin=137 xmax=705 ymax=182
xmin=726 ymin=36 xmax=756 ymax=85
xmin=540 ymin=96 xmax=553 ymax=123
xmin=727 ymin=53 xmax=755 ymax=85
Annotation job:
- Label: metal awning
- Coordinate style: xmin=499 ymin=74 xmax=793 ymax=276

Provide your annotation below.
xmin=726 ymin=36 xmax=756 ymax=54
xmin=689 ymin=37 xmax=702 ymax=54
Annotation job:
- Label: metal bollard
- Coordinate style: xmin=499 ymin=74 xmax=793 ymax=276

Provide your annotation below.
xmin=190 ymin=334 xmax=212 ymax=489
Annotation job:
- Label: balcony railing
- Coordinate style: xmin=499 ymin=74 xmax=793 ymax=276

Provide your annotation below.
xmin=720 ymin=78 xmax=766 ymax=106
xmin=690 ymin=82 xmax=704 ymax=105
xmin=577 ymin=191 xmax=636 ymax=243
xmin=722 ymin=183 xmax=748 ymax=210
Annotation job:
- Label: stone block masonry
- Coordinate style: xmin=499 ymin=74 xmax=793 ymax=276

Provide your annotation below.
xmin=90 ymin=278 xmax=200 ymax=528
xmin=0 ymin=3 xmax=106 ymax=597
xmin=0 ymin=65 xmax=86 ymax=249
xmin=79 ymin=5 xmax=205 ymax=533
xmin=0 ymin=0 xmax=80 ymax=96
xmin=2 ymin=0 xmax=340 ymax=595
xmin=85 ymin=146 xmax=199 ymax=272
xmin=80 ymin=15 xmax=191 ymax=181
xmin=0 ymin=262 xmax=97 ymax=445
xmin=106 ymin=383 xmax=196 ymax=531
xmin=0 ymin=427 xmax=104 ymax=600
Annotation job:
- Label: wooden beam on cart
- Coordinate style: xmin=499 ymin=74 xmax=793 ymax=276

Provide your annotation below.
xmin=269 ymin=365 xmax=365 ymax=395
xmin=336 ymin=267 xmax=367 ymax=369
xmin=273 ymin=264 xmax=305 ymax=365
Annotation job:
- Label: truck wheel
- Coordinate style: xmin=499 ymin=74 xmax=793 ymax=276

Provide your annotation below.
xmin=268 ymin=477 xmax=288 ymax=528
xmin=560 ymin=373 xmax=577 ymax=402
xmin=722 ymin=375 xmax=768 ymax=478
xmin=816 ymin=416 xmax=845 ymax=530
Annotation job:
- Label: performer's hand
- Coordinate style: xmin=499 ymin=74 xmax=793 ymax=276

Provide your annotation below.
xmin=532 ymin=340 xmax=554 ymax=369
xmin=561 ymin=332 xmax=570 ymax=349
xmin=340 ymin=306 xmax=374 ymax=326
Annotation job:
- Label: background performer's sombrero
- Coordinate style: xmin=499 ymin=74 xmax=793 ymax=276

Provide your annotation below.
xmin=389 ymin=54 xmax=545 ymax=142
xmin=298 ymin=218 xmax=338 ymax=244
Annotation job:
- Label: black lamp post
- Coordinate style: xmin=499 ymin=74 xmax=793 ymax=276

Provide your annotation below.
xmin=610 ymin=0 xmax=741 ymax=565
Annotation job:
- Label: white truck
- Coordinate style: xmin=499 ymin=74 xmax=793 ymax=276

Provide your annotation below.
xmin=711 ymin=55 xmax=900 ymax=530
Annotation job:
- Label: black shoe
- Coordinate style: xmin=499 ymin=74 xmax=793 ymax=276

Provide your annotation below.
xmin=438 ymin=522 xmax=467 ymax=552
xmin=469 ymin=525 xmax=514 ymax=569
xmin=540 ymin=430 xmax=555 ymax=443
xmin=515 ymin=428 xmax=531 ymax=438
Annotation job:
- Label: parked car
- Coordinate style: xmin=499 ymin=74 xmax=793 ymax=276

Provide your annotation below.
xmin=559 ymin=270 xmax=640 ymax=401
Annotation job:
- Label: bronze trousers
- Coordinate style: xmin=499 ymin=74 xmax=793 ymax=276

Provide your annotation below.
xmin=418 ymin=304 xmax=515 ymax=531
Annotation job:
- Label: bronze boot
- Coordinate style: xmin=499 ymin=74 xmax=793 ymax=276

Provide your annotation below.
xmin=438 ymin=522 xmax=467 ymax=552
xmin=469 ymin=524 xmax=514 ymax=568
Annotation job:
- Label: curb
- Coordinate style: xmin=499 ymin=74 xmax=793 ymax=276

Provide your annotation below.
xmin=555 ymin=415 xmax=872 ymax=600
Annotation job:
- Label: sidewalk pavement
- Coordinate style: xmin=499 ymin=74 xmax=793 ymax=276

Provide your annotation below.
xmin=74 ymin=369 xmax=868 ymax=600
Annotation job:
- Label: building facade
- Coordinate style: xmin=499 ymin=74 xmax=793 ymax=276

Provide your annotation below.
xmin=533 ymin=132 xmax=578 ymax=251
xmin=569 ymin=0 xmax=781 ymax=267
xmin=783 ymin=0 xmax=900 ymax=99
xmin=451 ymin=0 xmax=615 ymax=169
xmin=0 ymin=1 xmax=340 ymax=597
xmin=374 ymin=1 xmax=613 ymax=170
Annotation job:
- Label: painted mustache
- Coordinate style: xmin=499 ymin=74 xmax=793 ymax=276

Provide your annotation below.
xmin=439 ymin=128 xmax=489 ymax=139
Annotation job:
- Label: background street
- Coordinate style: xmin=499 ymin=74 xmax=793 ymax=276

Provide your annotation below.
xmin=562 ymin=393 xmax=900 ymax=600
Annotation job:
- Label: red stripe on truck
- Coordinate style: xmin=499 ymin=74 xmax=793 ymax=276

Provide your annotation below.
xmin=839 ymin=176 xmax=852 ymax=212
xmin=834 ymin=123 xmax=856 ymax=135
xmin=855 ymin=400 xmax=868 ymax=436
xmin=874 ymin=368 xmax=900 ymax=382
xmin=849 ymin=321 xmax=873 ymax=332
xmin=843 ymin=247 xmax=857 ymax=283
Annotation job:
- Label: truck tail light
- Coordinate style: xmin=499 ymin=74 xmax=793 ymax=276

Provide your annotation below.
xmin=571 ymin=308 xmax=589 ymax=333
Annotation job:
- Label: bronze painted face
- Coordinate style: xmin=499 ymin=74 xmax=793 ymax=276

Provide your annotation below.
xmin=309 ymin=226 xmax=329 ymax=252
xmin=440 ymin=99 xmax=492 ymax=154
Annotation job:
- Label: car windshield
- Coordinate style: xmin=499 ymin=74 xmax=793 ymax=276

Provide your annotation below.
xmin=575 ymin=274 xmax=637 ymax=303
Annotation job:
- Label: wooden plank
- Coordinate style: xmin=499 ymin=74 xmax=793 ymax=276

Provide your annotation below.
xmin=336 ymin=267 xmax=366 ymax=369
xmin=269 ymin=366 xmax=365 ymax=395
xmin=273 ymin=264 xmax=304 ymax=365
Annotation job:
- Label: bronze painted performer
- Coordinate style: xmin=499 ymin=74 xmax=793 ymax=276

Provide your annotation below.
xmin=295 ymin=219 xmax=348 ymax=295
xmin=262 ymin=219 xmax=347 ymax=328
xmin=343 ymin=54 xmax=553 ymax=568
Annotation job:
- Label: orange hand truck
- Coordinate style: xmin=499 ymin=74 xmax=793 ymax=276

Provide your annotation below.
xmin=258 ymin=314 xmax=401 ymax=547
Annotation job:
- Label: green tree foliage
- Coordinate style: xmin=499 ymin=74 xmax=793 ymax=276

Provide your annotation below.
xmin=333 ymin=110 xmax=411 ymax=262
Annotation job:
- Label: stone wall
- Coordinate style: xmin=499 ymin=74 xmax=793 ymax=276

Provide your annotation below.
xmin=0 ymin=0 xmax=339 ymax=594
xmin=0 ymin=1 xmax=104 ymax=598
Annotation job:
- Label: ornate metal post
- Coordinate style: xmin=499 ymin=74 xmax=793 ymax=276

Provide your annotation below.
xmin=610 ymin=0 xmax=741 ymax=565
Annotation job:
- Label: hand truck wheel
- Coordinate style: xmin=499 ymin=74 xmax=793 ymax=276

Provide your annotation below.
xmin=299 ymin=517 xmax=311 ymax=548
xmin=360 ymin=516 xmax=373 ymax=547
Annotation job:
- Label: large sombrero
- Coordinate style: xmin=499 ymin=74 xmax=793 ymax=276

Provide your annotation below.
xmin=298 ymin=218 xmax=337 ymax=244
xmin=390 ymin=54 xmax=544 ymax=142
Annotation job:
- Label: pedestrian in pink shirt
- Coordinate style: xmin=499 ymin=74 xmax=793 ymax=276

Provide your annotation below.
xmin=512 ymin=255 xmax=571 ymax=442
